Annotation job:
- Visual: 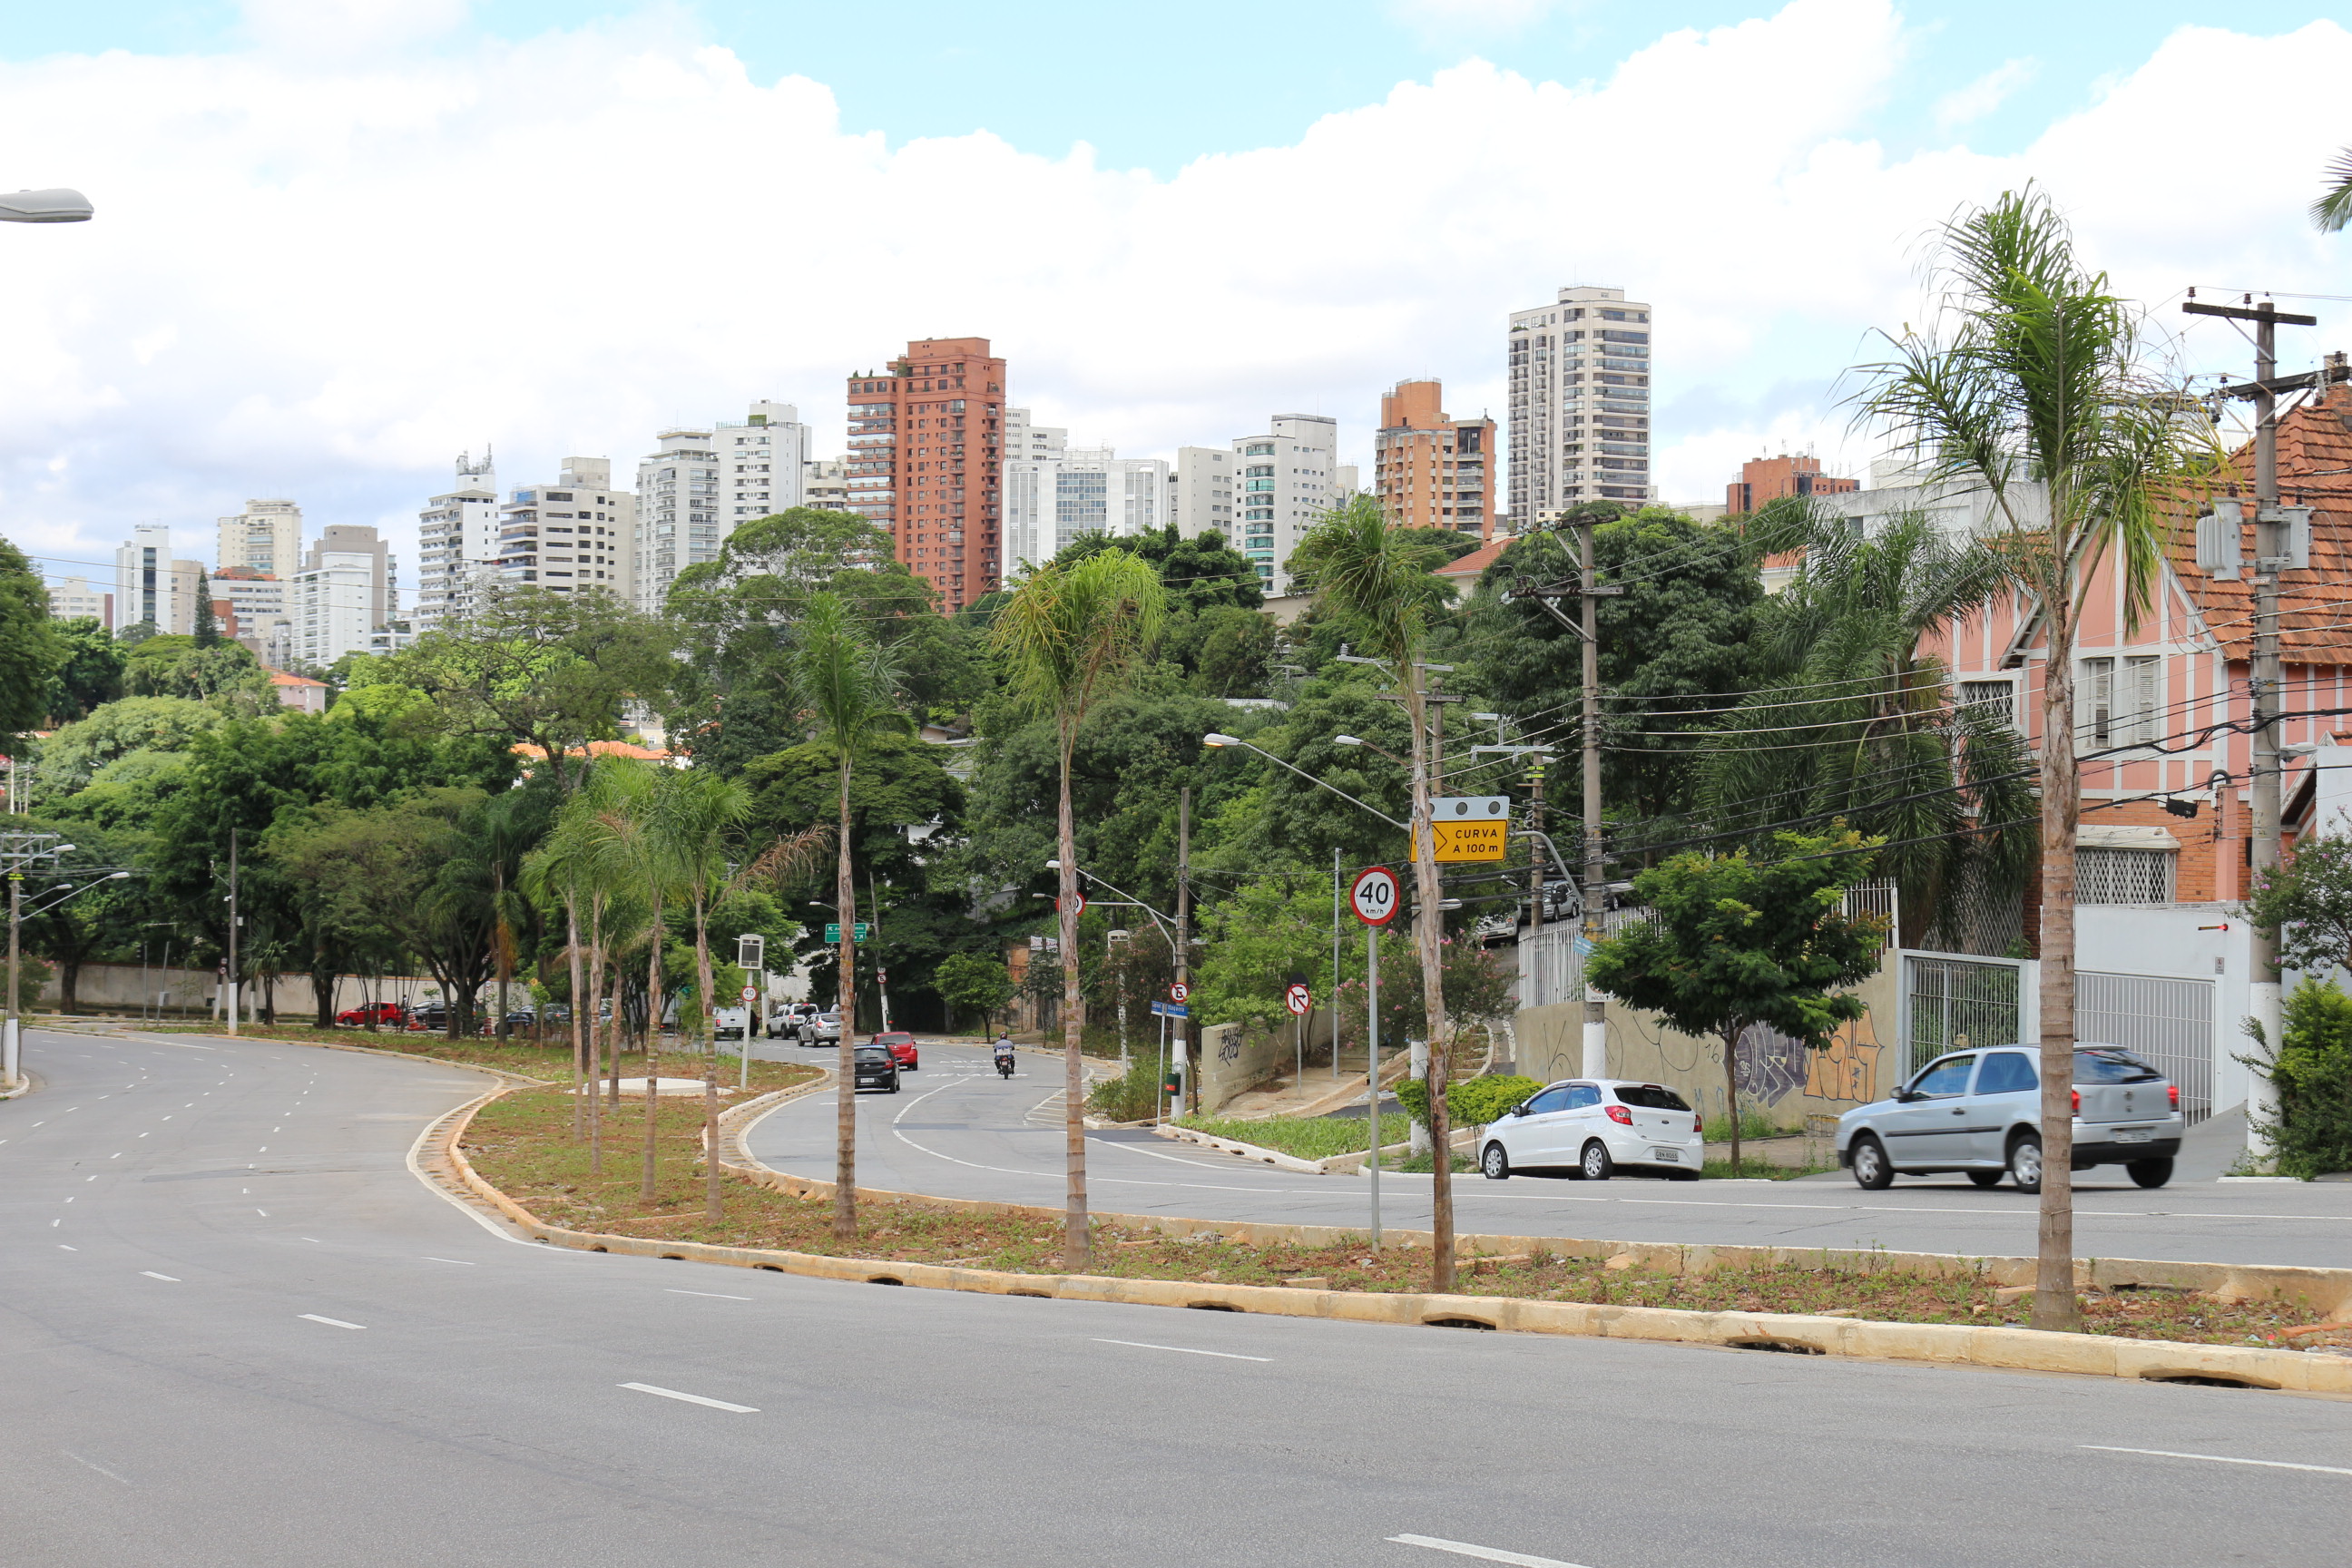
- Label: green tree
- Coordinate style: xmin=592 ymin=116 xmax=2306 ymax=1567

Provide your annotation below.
xmin=1288 ymin=492 xmax=1466 ymax=1292
xmin=2314 ymin=147 xmax=2352 ymax=232
xmin=0 ymin=536 xmax=68 ymax=756
xmin=122 ymin=633 xmax=270 ymax=702
xmin=1585 ymin=828 xmax=1888 ymax=1172
xmin=2248 ymin=979 xmax=2352 ymax=1179
xmin=936 ymin=950 xmax=1015 ymax=1034
xmin=14 ymin=822 xmax=144 ymax=1013
xmin=786 ymin=591 xmax=912 ymax=1239
xmin=35 ymin=696 xmax=225 ymax=800
xmin=989 ymin=547 xmax=1166 ymax=1270
xmin=1858 ymin=187 xmax=2215 ymax=1331
xmin=41 ymin=617 xmax=126 ymax=724
xmin=191 ymin=569 xmax=220 ymax=648
xmin=2245 ymin=836 xmax=2352 ymax=976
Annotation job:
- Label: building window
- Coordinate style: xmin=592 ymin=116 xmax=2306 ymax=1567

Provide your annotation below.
xmin=2081 ymin=656 xmax=2159 ymax=746
xmin=1958 ymin=680 xmax=2017 ymax=729
xmin=2075 ymin=848 xmax=2176 ymax=905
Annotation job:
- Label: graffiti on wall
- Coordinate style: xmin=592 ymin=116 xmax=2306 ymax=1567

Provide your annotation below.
xmin=1800 ymin=1020 xmax=1885 ymax=1105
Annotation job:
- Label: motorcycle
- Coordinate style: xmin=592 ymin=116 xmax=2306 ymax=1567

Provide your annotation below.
xmin=994 ymin=1049 xmax=1015 ymax=1080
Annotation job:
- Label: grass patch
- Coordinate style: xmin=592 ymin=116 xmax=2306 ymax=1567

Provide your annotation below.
xmin=1389 ymin=1151 xmax=1477 ymax=1173
xmin=1177 ymin=1112 xmax=1414 ymax=1161
xmin=132 ymin=1020 xmax=822 ymax=1092
xmin=457 ymin=1083 xmax=2338 ymax=1349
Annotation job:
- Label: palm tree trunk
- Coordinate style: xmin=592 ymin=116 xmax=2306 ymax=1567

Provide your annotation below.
xmin=587 ymin=897 xmax=606 ymax=1176
xmin=834 ymin=755 xmax=859 ymax=1241
xmin=693 ymin=892 xmax=717 ymax=1063
xmin=1403 ymin=674 xmax=1454 ymax=1293
xmin=704 ymin=1064 xmax=722 ymax=1223
xmin=2034 ymin=600 xmax=2082 ymax=1332
xmin=1721 ymin=1024 xmax=1745 ymax=1172
xmin=1057 ymin=716 xmax=1091 ymax=1272
xmin=642 ymin=894 xmax=664 ymax=1204
xmin=565 ymin=891 xmax=585 ymax=1141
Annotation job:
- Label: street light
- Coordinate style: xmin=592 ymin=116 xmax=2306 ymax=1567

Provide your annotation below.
xmin=0 ymin=189 xmax=93 ymax=223
xmin=1202 ymin=732 xmax=1406 ymax=831
xmin=1332 ymin=734 xmax=1408 ymax=768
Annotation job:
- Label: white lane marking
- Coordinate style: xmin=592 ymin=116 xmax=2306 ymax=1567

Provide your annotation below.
xmin=63 ymin=1451 xmax=132 ymax=1485
xmin=256 ymin=1209 xmax=270 ymax=1217
xmin=301 ymin=1237 xmax=322 ymax=1243
xmin=1093 ymin=1338 xmax=1270 ymax=1362
xmin=50 ymin=1219 xmax=60 ymax=1228
xmin=140 ymin=1271 xmax=180 ymax=1281
xmin=424 ymin=1257 xmax=476 ymax=1266
xmin=1388 ymin=1535 xmax=1592 ymax=1567
xmin=58 ymin=1244 xmax=77 ymax=1251
xmin=666 ymin=1288 xmax=753 ymax=1300
xmin=619 ymin=1382 xmax=759 ymax=1412
xmin=298 ymin=1314 xmax=365 ymax=1329
xmin=2080 ymin=1446 xmax=2352 ymax=1477
xmin=86 ymin=1175 xmax=97 ymax=1181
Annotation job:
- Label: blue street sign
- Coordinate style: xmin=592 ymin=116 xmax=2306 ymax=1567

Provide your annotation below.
xmin=1150 ymin=1001 xmax=1190 ymax=1018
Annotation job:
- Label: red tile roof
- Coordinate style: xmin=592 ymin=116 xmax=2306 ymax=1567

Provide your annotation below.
xmin=1436 ymin=535 xmax=1511 ymax=581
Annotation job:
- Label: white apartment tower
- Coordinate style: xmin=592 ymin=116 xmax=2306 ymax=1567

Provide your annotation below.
xmin=414 ymin=450 xmax=501 ymax=629
xmin=1002 ymin=446 xmax=1171 ymax=572
xmin=1506 ymin=285 xmax=1655 ymax=521
xmin=635 ymin=428 xmax=720 ymax=610
xmin=113 ymin=524 xmax=177 ymax=633
xmin=216 ymin=499 xmax=303 ymax=579
xmin=1004 ymin=407 xmax=1069 ymax=464
xmin=1171 ymin=414 xmax=1340 ymax=593
xmin=497 ymin=457 xmax=635 ymax=599
xmin=47 ymin=577 xmax=110 ymax=626
xmin=717 ymin=400 xmax=812 ymax=525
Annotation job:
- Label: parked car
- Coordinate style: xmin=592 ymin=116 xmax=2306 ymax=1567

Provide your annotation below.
xmin=336 ymin=1002 xmax=407 ymax=1027
xmin=1478 ymin=1078 xmax=1704 ymax=1181
xmin=869 ymin=1031 xmax=920 ymax=1071
xmin=850 ymin=1043 xmax=901 ymax=1093
xmin=714 ymin=1006 xmax=750 ymax=1043
xmin=770 ymin=1002 xmax=819 ymax=1040
xmin=803 ymin=1011 xmax=842 ymax=1046
xmin=1838 ymin=1044 xmax=2183 ymax=1192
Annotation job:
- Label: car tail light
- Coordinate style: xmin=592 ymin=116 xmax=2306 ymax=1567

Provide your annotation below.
xmin=2072 ymin=1088 xmax=2080 ymax=1115
xmin=1694 ymin=1112 xmax=1704 ymax=1133
xmin=1605 ymin=1104 xmax=1633 ymax=1126
xmin=2169 ymin=1083 xmax=2180 ymax=1110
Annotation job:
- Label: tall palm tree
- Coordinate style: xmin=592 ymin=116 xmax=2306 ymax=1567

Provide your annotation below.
xmin=988 ymin=549 xmax=1165 ymax=1271
xmin=575 ymin=760 xmax=674 ymax=1202
xmin=1289 ymin=494 xmax=1462 ymax=1293
xmin=1858 ymin=187 xmax=2213 ymax=1331
xmin=787 ymin=592 xmax=911 ymax=1242
xmin=2313 ymin=147 xmax=2352 ymax=232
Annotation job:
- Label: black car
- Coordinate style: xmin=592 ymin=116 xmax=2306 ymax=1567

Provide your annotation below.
xmin=851 ymin=1044 xmax=900 ymax=1093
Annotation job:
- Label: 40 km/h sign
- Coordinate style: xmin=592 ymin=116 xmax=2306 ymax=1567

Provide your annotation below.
xmin=1349 ymin=865 xmax=1401 ymax=927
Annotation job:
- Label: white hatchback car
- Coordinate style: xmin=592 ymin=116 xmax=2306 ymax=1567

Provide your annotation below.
xmin=1478 ymin=1078 xmax=1706 ymax=1181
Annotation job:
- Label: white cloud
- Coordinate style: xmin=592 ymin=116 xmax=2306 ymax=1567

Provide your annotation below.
xmin=1935 ymin=56 xmax=2038 ymax=130
xmin=1 ymin=1 xmax=2347 ymax=587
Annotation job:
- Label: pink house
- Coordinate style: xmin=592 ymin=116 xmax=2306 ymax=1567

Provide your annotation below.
xmin=268 ymin=669 xmax=329 ymax=715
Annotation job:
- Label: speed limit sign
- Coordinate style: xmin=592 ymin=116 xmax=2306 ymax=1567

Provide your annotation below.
xmin=1349 ymin=865 xmax=1401 ymax=927
xmin=740 ymin=985 xmax=758 ymax=1004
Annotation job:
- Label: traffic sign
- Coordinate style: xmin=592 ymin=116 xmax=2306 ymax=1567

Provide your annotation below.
xmin=1284 ymin=983 xmax=1312 ymax=1016
xmin=1420 ymin=818 xmax=1508 ymax=862
xmin=823 ymin=922 xmax=871 ymax=944
xmin=1432 ymin=796 xmax=1510 ymax=820
xmin=1058 ymin=893 xmax=1087 ymax=916
xmin=740 ymin=985 xmax=758 ymax=1004
xmin=1350 ymin=865 xmax=1401 ymax=926
xmin=1151 ymin=1000 xmax=1190 ymax=1018
xmin=1169 ymin=981 xmax=1190 ymax=1004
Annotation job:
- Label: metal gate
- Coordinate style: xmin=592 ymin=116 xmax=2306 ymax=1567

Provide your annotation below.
xmin=1903 ymin=954 xmax=2024 ymax=1079
xmin=2076 ymin=970 xmax=2214 ymax=1127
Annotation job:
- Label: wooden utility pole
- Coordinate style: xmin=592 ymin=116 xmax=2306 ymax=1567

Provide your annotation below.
xmin=1177 ymin=786 xmax=1192 ymax=1114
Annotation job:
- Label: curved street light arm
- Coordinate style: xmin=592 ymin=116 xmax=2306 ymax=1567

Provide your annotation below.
xmin=1204 ymin=735 xmax=1408 ymax=833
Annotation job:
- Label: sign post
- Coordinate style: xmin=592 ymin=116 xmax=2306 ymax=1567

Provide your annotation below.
xmin=1349 ymin=867 xmax=1400 ymax=1249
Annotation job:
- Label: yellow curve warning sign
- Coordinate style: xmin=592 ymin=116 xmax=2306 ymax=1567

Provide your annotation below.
xmin=1420 ymin=819 xmax=1507 ymax=862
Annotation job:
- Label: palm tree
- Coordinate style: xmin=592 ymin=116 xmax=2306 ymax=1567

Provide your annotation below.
xmin=987 ymin=550 xmax=1165 ymax=1271
xmin=1289 ymin=494 xmax=1462 ymax=1293
xmin=574 ymin=760 xmax=674 ymax=1202
xmin=787 ymin=592 xmax=911 ymax=1242
xmin=1857 ymin=187 xmax=2212 ymax=1331
xmin=2313 ymin=147 xmax=2352 ymax=232
xmin=1704 ymin=505 xmax=2035 ymax=953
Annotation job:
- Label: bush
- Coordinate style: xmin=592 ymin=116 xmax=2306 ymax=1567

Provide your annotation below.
xmin=1396 ymin=1073 xmax=1543 ymax=1130
xmin=2256 ymin=979 xmax=2352 ymax=1179
xmin=1086 ymin=1054 xmax=1165 ymax=1122
xmin=1177 ymin=1112 xmax=1413 ymax=1160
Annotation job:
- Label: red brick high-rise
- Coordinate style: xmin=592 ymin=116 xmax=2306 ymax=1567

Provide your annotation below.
xmin=845 ymin=338 xmax=1005 ymax=611
xmin=1726 ymin=452 xmax=1857 ymax=515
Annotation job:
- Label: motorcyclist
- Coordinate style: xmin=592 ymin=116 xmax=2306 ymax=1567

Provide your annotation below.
xmin=993 ymin=1034 xmax=1016 ymax=1076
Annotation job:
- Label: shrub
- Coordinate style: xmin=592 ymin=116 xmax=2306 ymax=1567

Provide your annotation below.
xmin=1085 ymin=1054 xmax=1164 ymax=1122
xmin=2255 ymin=979 xmax=2352 ymax=1179
xmin=1396 ymin=1073 xmax=1543 ymax=1130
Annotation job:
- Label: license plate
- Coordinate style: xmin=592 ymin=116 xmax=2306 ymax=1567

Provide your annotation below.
xmin=2114 ymin=1128 xmax=2151 ymax=1144
xmin=1651 ymin=1148 xmax=1681 ymax=1162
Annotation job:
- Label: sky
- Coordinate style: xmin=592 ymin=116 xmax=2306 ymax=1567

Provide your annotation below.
xmin=5 ymin=0 xmax=2352 ymax=596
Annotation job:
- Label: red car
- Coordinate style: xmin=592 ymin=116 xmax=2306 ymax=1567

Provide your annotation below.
xmin=870 ymin=1032 xmax=919 ymax=1072
xmin=336 ymin=1002 xmax=407 ymax=1027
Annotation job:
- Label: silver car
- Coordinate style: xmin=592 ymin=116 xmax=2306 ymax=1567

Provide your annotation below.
xmin=1838 ymin=1044 xmax=2183 ymax=1192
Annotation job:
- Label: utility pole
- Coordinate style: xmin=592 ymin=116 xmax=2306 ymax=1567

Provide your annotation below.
xmin=5 ymin=832 xmax=64 ymax=1087
xmin=1176 ymin=786 xmax=1191 ymax=1114
xmin=2184 ymin=296 xmax=2344 ymax=1160
xmin=226 ymin=825 xmax=240 ymax=1038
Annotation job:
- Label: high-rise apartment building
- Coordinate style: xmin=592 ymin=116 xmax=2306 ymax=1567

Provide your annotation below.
xmin=114 ymin=525 xmax=176 ymax=633
xmin=1725 ymin=452 xmax=1857 ymax=514
xmin=415 ymin=450 xmax=500 ymax=629
xmin=309 ymin=524 xmax=395 ymax=630
xmin=216 ymin=499 xmax=303 ymax=579
xmin=47 ymin=577 xmax=111 ymax=626
xmin=290 ymin=550 xmax=375 ymax=669
xmin=635 ymin=428 xmax=720 ymax=610
xmin=717 ymin=400 xmax=812 ymax=525
xmin=1373 ymin=379 xmax=1495 ymax=538
xmin=1507 ymin=285 xmax=1654 ymax=521
xmin=1171 ymin=415 xmax=1340 ymax=593
xmin=1004 ymin=407 xmax=1068 ymax=464
xmin=845 ymin=338 xmax=1007 ymax=612
xmin=212 ymin=566 xmax=288 ymax=659
xmin=1003 ymin=446 xmax=1170 ymax=572
xmin=802 ymin=458 xmax=851 ymax=513
xmin=500 ymin=458 xmax=635 ymax=600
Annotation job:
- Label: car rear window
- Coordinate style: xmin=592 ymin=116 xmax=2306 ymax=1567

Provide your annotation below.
xmin=854 ymin=1046 xmax=889 ymax=1061
xmin=2077 ymin=1048 xmax=2161 ymax=1083
xmin=1612 ymin=1084 xmax=1690 ymax=1111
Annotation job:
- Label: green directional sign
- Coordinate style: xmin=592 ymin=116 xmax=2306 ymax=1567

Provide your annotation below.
xmin=823 ymin=922 xmax=871 ymax=945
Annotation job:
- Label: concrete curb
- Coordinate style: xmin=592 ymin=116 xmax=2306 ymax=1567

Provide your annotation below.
xmin=425 ymin=1081 xmax=2352 ymax=1394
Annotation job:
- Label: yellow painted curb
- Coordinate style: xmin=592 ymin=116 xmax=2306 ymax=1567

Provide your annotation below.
xmin=427 ymin=1084 xmax=2352 ymax=1395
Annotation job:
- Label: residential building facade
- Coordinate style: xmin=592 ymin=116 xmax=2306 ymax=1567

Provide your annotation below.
xmin=414 ymin=450 xmax=501 ymax=629
xmin=844 ymin=337 xmax=1008 ymax=612
xmin=46 ymin=576 xmax=110 ymax=626
xmin=211 ymin=566 xmax=288 ymax=660
xmin=1171 ymin=414 xmax=1341 ymax=593
xmin=216 ymin=499 xmax=303 ymax=579
xmin=1003 ymin=446 xmax=1171 ymax=571
xmin=1373 ymin=378 xmax=1496 ymax=538
xmin=1507 ymin=284 xmax=1654 ymax=520
xmin=1726 ymin=452 xmax=1858 ymax=515
xmin=114 ymin=525 xmax=173 ymax=633
xmin=501 ymin=458 xmax=635 ymax=601
xmin=1004 ymin=407 xmax=1068 ymax=464
xmin=634 ymin=429 xmax=722 ymax=610
xmin=289 ymin=550 xmax=375 ymax=668
xmin=802 ymin=458 xmax=851 ymax=513
xmin=717 ymin=400 xmax=811 ymax=526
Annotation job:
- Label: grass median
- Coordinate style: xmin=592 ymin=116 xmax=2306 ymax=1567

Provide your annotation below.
xmin=459 ymin=1082 xmax=2344 ymax=1351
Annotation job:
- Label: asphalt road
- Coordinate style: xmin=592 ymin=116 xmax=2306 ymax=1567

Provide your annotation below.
xmin=750 ymin=1042 xmax=2352 ymax=1272
xmin=6 ymin=1024 xmax=2349 ymax=1568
